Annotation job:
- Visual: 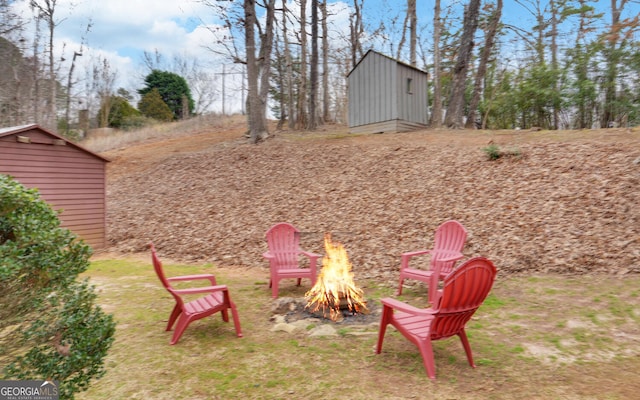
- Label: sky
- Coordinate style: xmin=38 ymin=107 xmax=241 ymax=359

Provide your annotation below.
xmin=7 ymin=0 xmax=639 ymax=114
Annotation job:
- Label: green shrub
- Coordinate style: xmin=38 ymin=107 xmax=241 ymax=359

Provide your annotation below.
xmin=98 ymin=96 xmax=141 ymax=128
xmin=483 ymin=143 xmax=502 ymax=160
xmin=482 ymin=144 xmax=522 ymax=161
xmin=0 ymin=175 xmax=115 ymax=400
xmin=138 ymin=88 xmax=175 ymax=122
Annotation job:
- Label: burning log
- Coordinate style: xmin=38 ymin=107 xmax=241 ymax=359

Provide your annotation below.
xmin=305 ymin=233 xmax=369 ymax=321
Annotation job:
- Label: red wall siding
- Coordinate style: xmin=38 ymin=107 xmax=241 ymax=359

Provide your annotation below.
xmin=0 ymin=127 xmax=107 ymax=249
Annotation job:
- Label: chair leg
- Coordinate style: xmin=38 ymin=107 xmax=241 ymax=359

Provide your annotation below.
xmin=458 ymin=329 xmax=476 ymax=368
xmin=229 ymin=302 xmax=243 ymax=337
xmin=167 ymin=304 xmax=181 ymax=331
xmin=417 ymin=340 xmax=437 ymax=379
xmin=375 ymin=305 xmax=392 ymax=353
xmin=220 ymin=309 xmax=229 ymax=322
xmin=296 ymin=278 xmax=302 ymax=286
xmin=271 ymin=279 xmax=279 ymax=299
xmin=170 ymin=315 xmax=191 ymax=345
xmin=396 ymin=277 xmax=404 ymax=296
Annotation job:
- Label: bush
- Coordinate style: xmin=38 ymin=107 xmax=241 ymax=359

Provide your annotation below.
xmin=98 ymin=96 xmax=141 ymax=128
xmin=0 ymin=175 xmax=115 ymax=400
xmin=482 ymin=143 xmax=502 ymax=160
xmin=482 ymin=143 xmax=522 ymax=161
xmin=138 ymin=88 xmax=175 ymax=122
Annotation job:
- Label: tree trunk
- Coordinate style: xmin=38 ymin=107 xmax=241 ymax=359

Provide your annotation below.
xmin=349 ymin=0 xmax=364 ymax=69
xmin=550 ymin=0 xmax=559 ymax=130
xmin=430 ymin=0 xmax=442 ymax=128
xmin=258 ymin=0 xmax=276 ymax=135
xmin=444 ymin=0 xmax=481 ymax=128
xmin=274 ymin=35 xmax=286 ymax=130
xmin=307 ymin=0 xmax=318 ymax=130
xmin=321 ymin=0 xmax=330 ymax=123
xmin=408 ymin=0 xmax=417 ymax=66
xmin=282 ymin=0 xmax=295 ymax=129
xmin=245 ymin=0 xmax=268 ymax=143
xmin=465 ymin=0 xmax=502 ymax=129
xmin=30 ymin=0 xmax=59 ymax=130
xmin=602 ymin=0 xmax=628 ymax=127
xmin=296 ymin=0 xmax=308 ymax=129
xmin=395 ymin=0 xmax=416 ymax=65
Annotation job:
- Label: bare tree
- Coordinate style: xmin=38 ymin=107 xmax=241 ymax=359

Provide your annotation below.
xmin=444 ymin=0 xmax=481 ymax=128
xmin=30 ymin=0 xmax=62 ymax=130
xmin=245 ymin=0 xmax=276 ymax=143
xmin=549 ymin=0 xmax=561 ymax=129
xmin=321 ymin=0 xmax=330 ymax=123
xmin=395 ymin=0 xmax=417 ymax=66
xmin=63 ymin=21 xmax=92 ymax=135
xmin=349 ymin=0 xmax=365 ymax=69
xmin=282 ymin=0 xmax=295 ymax=128
xmin=295 ymin=0 xmax=308 ymax=129
xmin=0 ymin=3 xmax=30 ymax=126
xmin=466 ymin=0 xmax=503 ymax=129
xmin=430 ymin=0 xmax=443 ymax=128
xmin=307 ymin=0 xmax=319 ymax=130
xmin=602 ymin=0 xmax=639 ymax=127
xmin=409 ymin=0 xmax=417 ymax=66
xmin=0 ymin=0 xmax=26 ymax=36
xmin=93 ymin=57 xmax=117 ymax=128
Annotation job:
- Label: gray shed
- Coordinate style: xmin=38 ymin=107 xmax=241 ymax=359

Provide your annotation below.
xmin=348 ymin=50 xmax=429 ymax=134
xmin=0 ymin=124 xmax=109 ymax=249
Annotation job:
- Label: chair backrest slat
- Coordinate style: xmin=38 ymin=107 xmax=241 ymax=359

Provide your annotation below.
xmin=432 ymin=220 xmax=467 ymax=274
xmin=266 ymin=222 xmax=301 ymax=268
xmin=430 ymin=257 xmax=496 ymax=340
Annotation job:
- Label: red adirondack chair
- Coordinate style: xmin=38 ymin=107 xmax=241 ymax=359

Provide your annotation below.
xmin=150 ymin=243 xmax=242 ymax=344
xmin=397 ymin=220 xmax=467 ymax=302
xmin=263 ymin=222 xmax=321 ymax=299
xmin=376 ymin=257 xmax=497 ymax=379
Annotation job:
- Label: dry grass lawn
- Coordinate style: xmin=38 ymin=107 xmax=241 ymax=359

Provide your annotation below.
xmin=78 ymin=256 xmax=640 ymax=400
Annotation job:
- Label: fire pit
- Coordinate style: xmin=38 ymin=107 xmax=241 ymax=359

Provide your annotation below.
xmin=304 ymin=233 xmax=369 ymax=321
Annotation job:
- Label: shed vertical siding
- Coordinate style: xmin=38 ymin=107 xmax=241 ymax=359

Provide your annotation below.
xmin=397 ymin=64 xmax=429 ymax=125
xmin=348 ymin=50 xmax=428 ymax=133
xmin=0 ymin=125 xmax=108 ymax=249
xmin=348 ymin=51 xmax=396 ymax=128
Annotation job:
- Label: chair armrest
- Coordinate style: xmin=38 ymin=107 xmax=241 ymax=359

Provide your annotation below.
xmin=400 ymin=250 xmax=432 ymax=270
xmin=401 ymin=249 xmax=432 ymax=259
xmin=299 ymin=250 xmax=322 ymax=260
xmin=263 ymin=251 xmax=275 ymax=260
xmin=172 ymin=285 xmax=228 ymax=295
xmin=167 ymin=274 xmax=217 ymax=285
xmin=380 ymin=297 xmax=436 ymax=316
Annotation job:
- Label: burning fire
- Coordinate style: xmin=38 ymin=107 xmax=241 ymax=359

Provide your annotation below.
xmin=305 ymin=233 xmax=369 ymax=321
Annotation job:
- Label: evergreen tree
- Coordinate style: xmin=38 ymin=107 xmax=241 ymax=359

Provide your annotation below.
xmin=98 ymin=96 xmax=140 ymax=128
xmin=138 ymin=70 xmax=194 ymax=119
xmin=138 ymin=88 xmax=174 ymax=122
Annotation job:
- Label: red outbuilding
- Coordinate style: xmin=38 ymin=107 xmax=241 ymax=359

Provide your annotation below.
xmin=0 ymin=124 xmax=109 ymax=249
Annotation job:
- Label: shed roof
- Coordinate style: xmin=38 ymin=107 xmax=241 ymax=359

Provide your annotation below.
xmin=347 ymin=49 xmax=428 ymax=78
xmin=0 ymin=124 xmax=109 ymax=162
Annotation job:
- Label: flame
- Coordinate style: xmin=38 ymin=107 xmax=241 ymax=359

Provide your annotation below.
xmin=305 ymin=233 xmax=369 ymax=321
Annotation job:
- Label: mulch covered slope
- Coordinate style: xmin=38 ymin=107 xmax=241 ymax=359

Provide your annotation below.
xmin=102 ymin=127 xmax=640 ymax=283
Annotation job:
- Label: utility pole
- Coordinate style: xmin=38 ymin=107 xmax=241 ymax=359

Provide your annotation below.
xmin=215 ymin=65 xmax=245 ymax=115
